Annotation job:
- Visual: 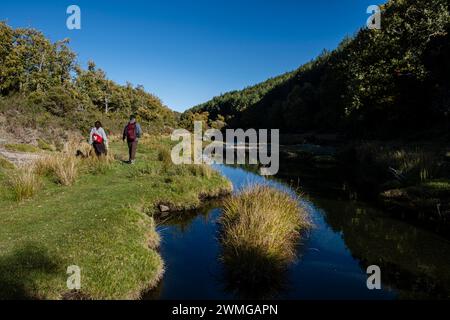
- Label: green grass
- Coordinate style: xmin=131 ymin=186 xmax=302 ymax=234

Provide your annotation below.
xmin=37 ymin=139 xmax=55 ymax=151
xmin=0 ymin=156 xmax=15 ymax=170
xmin=4 ymin=144 xmax=41 ymax=153
xmin=219 ymin=185 xmax=310 ymax=293
xmin=0 ymin=136 xmax=231 ymax=299
xmin=7 ymin=167 xmax=42 ymax=202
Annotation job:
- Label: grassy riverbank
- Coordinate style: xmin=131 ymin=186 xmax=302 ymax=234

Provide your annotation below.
xmin=0 ymin=136 xmax=231 ymax=299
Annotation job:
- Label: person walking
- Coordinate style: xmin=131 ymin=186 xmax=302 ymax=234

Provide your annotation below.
xmin=123 ymin=115 xmax=142 ymax=164
xmin=89 ymin=121 xmax=108 ymax=157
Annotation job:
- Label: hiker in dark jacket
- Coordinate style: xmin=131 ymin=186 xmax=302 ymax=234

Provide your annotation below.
xmin=89 ymin=121 xmax=108 ymax=157
xmin=123 ymin=115 xmax=142 ymax=164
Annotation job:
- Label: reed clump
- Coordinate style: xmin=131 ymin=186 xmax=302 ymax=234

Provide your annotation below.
xmin=220 ymin=185 xmax=310 ymax=286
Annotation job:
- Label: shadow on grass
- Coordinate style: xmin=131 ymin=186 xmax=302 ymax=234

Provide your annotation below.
xmin=0 ymin=243 xmax=62 ymax=300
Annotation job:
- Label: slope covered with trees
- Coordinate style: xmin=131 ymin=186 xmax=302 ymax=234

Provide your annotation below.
xmin=0 ymin=22 xmax=176 ymax=143
xmin=186 ymin=0 xmax=450 ymax=139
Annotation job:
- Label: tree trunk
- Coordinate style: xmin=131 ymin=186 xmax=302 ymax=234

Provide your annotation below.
xmin=104 ymin=96 xmax=109 ymax=114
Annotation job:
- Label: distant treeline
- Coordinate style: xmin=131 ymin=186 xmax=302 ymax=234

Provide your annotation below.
xmin=0 ymin=22 xmax=176 ymax=134
xmin=185 ymin=0 xmax=450 ymax=139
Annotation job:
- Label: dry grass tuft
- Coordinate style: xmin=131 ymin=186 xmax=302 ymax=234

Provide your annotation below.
xmin=8 ymin=167 xmax=42 ymax=201
xmin=220 ymin=185 xmax=310 ymax=286
xmin=34 ymin=153 xmax=79 ymax=186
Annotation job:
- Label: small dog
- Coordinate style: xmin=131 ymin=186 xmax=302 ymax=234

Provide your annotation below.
xmin=75 ymin=150 xmax=92 ymax=158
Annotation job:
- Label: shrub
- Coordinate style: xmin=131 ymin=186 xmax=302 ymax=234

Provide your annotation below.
xmin=220 ymin=185 xmax=310 ymax=286
xmin=8 ymin=167 xmax=42 ymax=201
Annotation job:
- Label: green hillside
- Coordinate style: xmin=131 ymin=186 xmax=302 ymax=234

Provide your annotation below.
xmin=0 ymin=22 xmax=176 ymax=145
xmin=186 ymin=0 xmax=450 ymax=139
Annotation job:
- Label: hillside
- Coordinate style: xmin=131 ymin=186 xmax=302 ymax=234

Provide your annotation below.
xmin=185 ymin=0 xmax=450 ymax=139
xmin=0 ymin=22 xmax=176 ymax=146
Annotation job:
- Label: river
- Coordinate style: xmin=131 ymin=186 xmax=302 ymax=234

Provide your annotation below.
xmin=146 ymin=158 xmax=450 ymax=300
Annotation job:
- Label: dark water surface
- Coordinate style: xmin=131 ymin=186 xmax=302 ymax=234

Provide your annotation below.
xmin=147 ymin=162 xmax=450 ymax=300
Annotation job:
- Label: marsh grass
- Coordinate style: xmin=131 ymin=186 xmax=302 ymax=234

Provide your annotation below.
xmin=350 ymin=143 xmax=443 ymax=185
xmin=52 ymin=154 xmax=79 ymax=186
xmin=8 ymin=167 xmax=42 ymax=201
xmin=157 ymin=146 xmax=172 ymax=166
xmin=220 ymin=185 xmax=310 ymax=287
xmin=81 ymin=153 xmax=115 ymax=175
xmin=34 ymin=153 xmax=79 ymax=186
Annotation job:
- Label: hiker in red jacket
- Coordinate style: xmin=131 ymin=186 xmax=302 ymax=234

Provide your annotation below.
xmin=123 ymin=115 xmax=142 ymax=164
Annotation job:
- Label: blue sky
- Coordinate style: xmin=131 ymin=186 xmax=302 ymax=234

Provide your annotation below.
xmin=1 ymin=0 xmax=377 ymax=112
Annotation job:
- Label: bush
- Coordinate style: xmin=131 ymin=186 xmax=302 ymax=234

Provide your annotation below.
xmin=27 ymin=86 xmax=79 ymax=117
xmin=8 ymin=167 xmax=42 ymax=201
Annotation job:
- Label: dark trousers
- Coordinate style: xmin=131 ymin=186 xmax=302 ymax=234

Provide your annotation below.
xmin=127 ymin=141 xmax=138 ymax=161
xmin=93 ymin=142 xmax=107 ymax=157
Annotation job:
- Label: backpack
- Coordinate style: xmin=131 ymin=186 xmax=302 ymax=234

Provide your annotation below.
xmin=127 ymin=123 xmax=137 ymax=142
xmin=92 ymin=133 xmax=103 ymax=144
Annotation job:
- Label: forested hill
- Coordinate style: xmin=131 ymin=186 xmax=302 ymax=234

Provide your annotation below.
xmin=0 ymin=22 xmax=176 ymax=141
xmin=184 ymin=0 xmax=450 ymax=139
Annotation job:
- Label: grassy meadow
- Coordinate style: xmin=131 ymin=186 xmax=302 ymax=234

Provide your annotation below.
xmin=0 ymin=135 xmax=231 ymax=299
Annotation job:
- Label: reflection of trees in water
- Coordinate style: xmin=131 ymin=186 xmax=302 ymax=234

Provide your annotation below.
xmin=320 ymin=199 xmax=450 ymax=299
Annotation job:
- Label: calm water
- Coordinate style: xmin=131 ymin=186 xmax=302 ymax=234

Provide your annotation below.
xmin=146 ymin=161 xmax=450 ymax=300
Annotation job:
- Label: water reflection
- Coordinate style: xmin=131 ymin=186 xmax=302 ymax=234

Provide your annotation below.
xmin=145 ymin=159 xmax=450 ymax=300
xmin=317 ymin=197 xmax=450 ymax=299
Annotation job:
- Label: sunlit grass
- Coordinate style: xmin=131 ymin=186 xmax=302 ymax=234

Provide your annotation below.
xmin=0 ymin=136 xmax=231 ymax=299
xmin=220 ymin=185 xmax=310 ymax=287
xmin=4 ymin=143 xmax=40 ymax=153
xmin=8 ymin=167 xmax=42 ymax=201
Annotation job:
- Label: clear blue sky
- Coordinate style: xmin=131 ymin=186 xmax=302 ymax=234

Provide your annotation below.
xmin=1 ymin=0 xmax=377 ymax=112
